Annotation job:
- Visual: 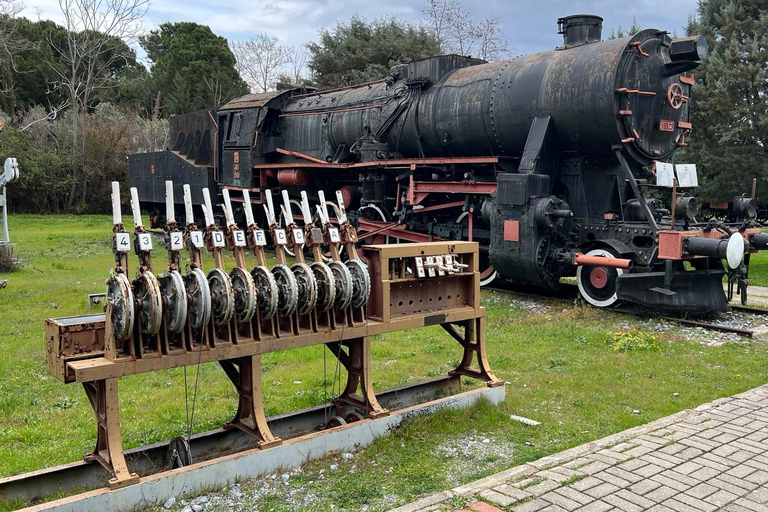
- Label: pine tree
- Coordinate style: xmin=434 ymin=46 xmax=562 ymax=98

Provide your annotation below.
xmin=684 ymin=0 xmax=768 ymax=203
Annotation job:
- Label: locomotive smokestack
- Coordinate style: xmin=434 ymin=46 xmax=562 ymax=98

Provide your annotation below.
xmin=557 ymin=14 xmax=603 ymax=47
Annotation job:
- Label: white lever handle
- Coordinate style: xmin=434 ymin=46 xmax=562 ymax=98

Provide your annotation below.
xmin=202 ymin=188 xmax=215 ymax=227
xmin=165 ymin=181 xmax=175 ymax=223
xmin=265 ymin=189 xmax=276 ymax=224
xmin=111 ymin=181 xmax=121 ymax=225
xmin=222 ymin=189 xmax=235 ymax=226
xmin=243 ymin=190 xmax=255 ymax=226
xmin=300 ymin=191 xmax=313 ymax=224
xmin=130 ymin=187 xmax=143 ymax=228
xmin=183 ymin=184 xmax=194 ymax=225
xmin=316 ymin=205 xmax=328 ymax=225
xmin=281 ymin=190 xmax=294 ymax=225
xmin=335 ymin=190 xmax=347 ymax=221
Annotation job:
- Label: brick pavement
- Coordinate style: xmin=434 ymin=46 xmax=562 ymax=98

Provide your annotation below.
xmin=391 ymin=384 xmax=768 ymax=512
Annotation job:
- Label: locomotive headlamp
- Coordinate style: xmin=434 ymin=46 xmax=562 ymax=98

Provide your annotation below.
xmin=669 ymin=35 xmax=708 ymax=62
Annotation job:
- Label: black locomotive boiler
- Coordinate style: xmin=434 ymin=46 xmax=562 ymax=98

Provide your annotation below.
xmin=130 ymin=14 xmax=768 ymax=312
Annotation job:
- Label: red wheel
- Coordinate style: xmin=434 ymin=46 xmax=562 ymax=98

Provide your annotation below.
xmin=667 ymin=83 xmax=688 ymax=110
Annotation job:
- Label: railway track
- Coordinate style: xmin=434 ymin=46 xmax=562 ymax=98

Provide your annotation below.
xmin=485 ymin=281 xmax=767 ymax=339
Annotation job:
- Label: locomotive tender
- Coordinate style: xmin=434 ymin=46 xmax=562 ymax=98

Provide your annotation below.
xmin=130 ymin=14 xmax=768 ymax=312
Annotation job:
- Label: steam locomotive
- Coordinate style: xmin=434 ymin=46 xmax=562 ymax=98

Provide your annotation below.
xmin=130 ymin=14 xmax=768 ymax=312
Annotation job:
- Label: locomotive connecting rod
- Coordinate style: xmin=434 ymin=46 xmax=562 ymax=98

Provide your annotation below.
xmin=573 ymin=253 xmax=633 ymax=270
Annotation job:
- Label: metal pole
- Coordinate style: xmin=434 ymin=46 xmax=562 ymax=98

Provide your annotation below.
xmin=1 ymin=186 xmax=8 ymax=243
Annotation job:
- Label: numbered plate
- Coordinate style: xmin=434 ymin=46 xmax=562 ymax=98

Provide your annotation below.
xmin=415 ymin=257 xmax=426 ymax=278
xmin=435 ymin=255 xmax=445 ymax=276
xmin=232 ymin=230 xmax=247 ymax=247
xmin=115 ymin=232 xmax=131 ymax=253
xmin=138 ymin=233 xmax=153 ymax=251
xmin=426 ymin=256 xmax=436 ymax=278
xmin=212 ymin=231 xmax=226 ymax=248
xmin=292 ymin=229 xmax=305 ymax=245
xmin=190 ymin=231 xmax=204 ymax=249
xmin=274 ymin=229 xmax=287 ymax=245
xmin=253 ymin=229 xmax=267 ymax=246
xmin=329 ymin=228 xmax=341 ymax=244
xmin=170 ymin=232 xmax=184 ymax=251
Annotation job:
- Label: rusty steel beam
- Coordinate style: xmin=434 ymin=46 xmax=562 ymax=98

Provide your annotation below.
xmin=252 ymin=156 xmax=499 ymax=170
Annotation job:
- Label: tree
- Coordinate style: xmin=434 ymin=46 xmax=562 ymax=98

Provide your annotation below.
xmin=140 ymin=22 xmax=249 ymax=115
xmin=682 ymin=0 xmax=768 ymax=203
xmin=307 ymin=15 xmax=441 ymax=89
xmin=608 ymin=16 xmax=642 ymax=39
xmin=421 ymin=0 xmax=510 ymax=60
xmin=231 ymin=33 xmax=288 ymax=93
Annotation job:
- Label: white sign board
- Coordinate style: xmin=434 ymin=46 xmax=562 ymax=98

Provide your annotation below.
xmin=253 ymin=229 xmax=267 ymax=246
xmin=190 ymin=231 xmax=204 ymax=249
xmin=169 ymin=232 xmax=184 ymax=251
xmin=655 ymin=161 xmax=675 ymax=188
xmin=675 ymin=164 xmax=699 ymax=188
xmin=232 ymin=230 xmax=246 ymax=247
xmin=115 ymin=232 xmax=131 ymax=253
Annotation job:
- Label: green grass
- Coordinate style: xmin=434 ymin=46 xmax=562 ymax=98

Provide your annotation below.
xmin=749 ymin=250 xmax=768 ymax=286
xmin=1 ymin=215 xmax=768 ymax=511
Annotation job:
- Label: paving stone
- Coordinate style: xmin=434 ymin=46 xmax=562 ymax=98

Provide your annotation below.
xmin=479 ymin=490 xmax=518 ymax=507
xmin=494 ymin=484 xmax=532 ymax=502
xmin=603 ymin=466 xmax=643 ymax=484
xmin=650 ymin=473 xmax=693 ymax=492
xmin=628 ymin=478 xmax=662 ymax=495
xmin=525 ymin=479 xmax=561 ymax=496
xmin=687 ymin=465 xmax=721 ymax=482
xmin=675 ymin=461 xmax=704 ymax=475
xmin=728 ymin=497 xmax=768 ymax=511
xmin=616 ymin=458 xmax=647 ymax=472
xmin=601 ymin=493 xmax=643 ymax=512
xmin=538 ymin=506 xmax=567 ymax=512
xmin=663 ymin=497 xmax=710 ymax=512
xmin=537 ymin=470 xmax=575 ymax=484
xmin=538 ymin=491 xmax=581 ymax=511
xmin=748 ymin=487 xmax=768 ymax=504
xmin=613 ymin=489 xmax=655 ymax=508
xmin=735 ymin=438 xmax=768 ymax=453
xmin=746 ymin=459 xmax=768 ymax=473
xmin=673 ymin=491 xmax=719 ymax=511
xmin=594 ymin=471 xmax=631 ymax=488
xmin=622 ymin=444 xmax=656 ymax=458
xmin=684 ymin=482 xmax=719 ymax=500
xmin=701 ymin=452 xmax=739 ymax=468
xmin=678 ymin=436 xmax=720 ymax=450
xmin=583 ymin=482 xmax=620 ymax=500
xmin=725 ymin=464 xmax=758 ymax=479
xmin=746 ymin=471 xmax=768 ymax=486
xmin=577 ymin=501 xmax=612 ymax=512
xmin=657 ymin=469 xmax=701 ymax=488
xmin=634 ymin=463 xmax=665 ymax=478
xmin=696 ymin=455 xmax=732 ymax=472
xmin=704 ymin=489 xmax=740 ymax=507
xmin=578 ymin=461 xmax=612 ymax=475
xmin=568 ymin=476 xmax=602 ymax=492
xmin=677 ymin=447 xmax=705 ymax=459
xmin=710 ymin=473 xmax=759 ymax=493
xmin=510 ymin=498 xmax=550 ymax=512
xmin=646 ymin=506 xmax=676 ymax=512
xmin=640 ymin=454 xmax=681 ymax=469
xmin=647 ymin=485 xmax=679 ymax=503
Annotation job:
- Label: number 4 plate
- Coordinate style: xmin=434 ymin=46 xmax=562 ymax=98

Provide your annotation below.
xmin=115 ymin=232 xmax=131 ymax=253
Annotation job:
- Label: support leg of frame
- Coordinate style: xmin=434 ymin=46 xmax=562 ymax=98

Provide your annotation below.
xmin=83 ymin=378 xmax=140 ymax=489
xmin=328 ymin=337 xmax=389 ymax=419
xmin=445 ymin=318 xmax=503 ymax=387
xmin=220 ymin=355 xmax=282 ymax=448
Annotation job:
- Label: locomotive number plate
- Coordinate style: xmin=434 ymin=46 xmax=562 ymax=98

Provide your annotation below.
xmin=274 ymin=229 xmax=287 ymax=245
xmin=659 ymin=120 xmax=675 ymax=132
xmin=212 ymin=231 xmax=226 ymax=248
xmin=190 ymin=231 xmax=204 ymax=248
xmin=253 ymin=229 xmax=267 ymax=246
xmin=292 ymin=229 xmax=305 ymax=245
xmin=115 ymin=232 xmax=131 ymax=253
xmin=138 ymin=233 xmax=153 ymax=251
xmin=232 ymin=230 xmax=247 ymax=247
xmin=170 ymin=232 xmax=184 ymax=251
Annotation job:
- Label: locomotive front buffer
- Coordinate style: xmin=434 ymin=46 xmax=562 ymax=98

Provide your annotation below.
xmin=45 ymin=182 xmax=500 ymax=491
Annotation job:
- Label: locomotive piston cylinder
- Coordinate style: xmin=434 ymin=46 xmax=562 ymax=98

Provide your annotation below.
xmin=684 ymin=233 xmax=746 ymax=269
xmin=750 ymin=233 xmax=768 ymax=251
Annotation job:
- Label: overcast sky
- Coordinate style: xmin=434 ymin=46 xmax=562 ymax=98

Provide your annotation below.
xmin=20 ymin=0 xmax=699 ymax=59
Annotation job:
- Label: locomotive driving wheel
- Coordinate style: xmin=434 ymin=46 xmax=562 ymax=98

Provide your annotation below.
xmin=230 ymin=266 xmax=257 ymax=323
xmin=106 ymin=271 xmax=134 ymax=340
xmin=576 ymin=248 xmax=625 ymax=307
xmin=346 ymin=259 xmax=371 ymax=308
xmin=208 ymin=268 xmax=235 ymax=326
xmin=159 ymin=270 xmax=188 ymax=334
xmin=251 ymin=265 xmax=278 ymax=320
xmin=272 ymin=264 xmax=299 ymax=317
xmin=310 ymin=261 xmax=336 ymax=312
xmin=291 ymin=262 xmax=318 ymax=315
xmin=329 ymin=260 xmax=353 ymax=310
xmin=184 ymin=267 xmax=211 ymax=330
xmin=133 ymin=271 xmax=163 ymax=335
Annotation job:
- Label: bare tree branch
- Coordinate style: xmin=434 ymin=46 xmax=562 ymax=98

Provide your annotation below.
xmin=421 ymin=0 xmax=511 ymax=60
xmin=231 ymin=34 xmax=289 ymax=93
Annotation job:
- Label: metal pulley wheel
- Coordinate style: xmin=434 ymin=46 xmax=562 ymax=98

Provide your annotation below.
xmin=251 ymin=265 xmax=278 ymax=320
xmin=159 ymin=270 xmax=188 ymax=334
xmin=230 ymin=267 xmax=257 ymax=323
xmin=106 ymin=271 xmax=134 ymax=340
xmin=328 ymin=260 xmax=353 ymax=310
xmin=346 ymin=259 xmax=371 ymax=309
xmin=292 ymin=262 xmax=318 ymax=315
xmin=272 ymin=264 xmax=299 ymax=317
xmin=184 ymin=267 xmax=211 ymax=330
xmin=133 ymin=271 xmax=163 ymax=335
xmin=208 ymin=268 xmax=235 ymax=326
xmin=310 ymin=261 xmax=336 ymax=312
xmin=167 ymin=436 xmax=191 ymax=469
